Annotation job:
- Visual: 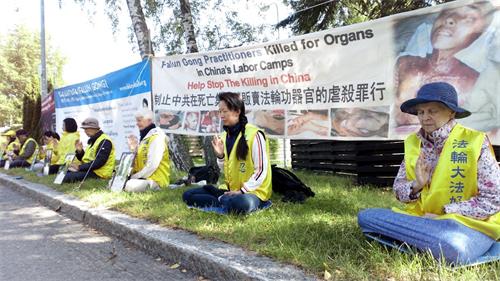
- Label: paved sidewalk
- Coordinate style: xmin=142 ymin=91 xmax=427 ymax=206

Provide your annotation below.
xmin=0 ymin=173 xmax=316 ymax=281
xmin=0 ymin=183 xmax=197 ymax=281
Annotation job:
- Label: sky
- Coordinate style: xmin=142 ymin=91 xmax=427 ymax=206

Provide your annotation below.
xmin=1 ymin=1 xmax=137 ymax=87
xmin=0 ymin=0 xmax=290 ymax=88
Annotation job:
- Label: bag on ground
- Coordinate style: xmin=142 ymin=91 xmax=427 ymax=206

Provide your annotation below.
xmin=271 ymin=165 xmax=315 ymax=203
xmin=188 ymin=165 xmax=220 ymax=184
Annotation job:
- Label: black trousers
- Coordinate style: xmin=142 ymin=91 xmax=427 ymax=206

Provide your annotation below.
xmin=48 ymin=165 xmax=61 ymax=174
xmin=62 ymin=170 xmax=98 ymax=183
xmin=10 ymin=160 xmax=31 ymax=168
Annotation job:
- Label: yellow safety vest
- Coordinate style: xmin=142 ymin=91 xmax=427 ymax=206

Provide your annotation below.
xmin=395 ymin=124 xmax=500 ymax=239
xmin=133 ymin=130 xmax=170 ymax=188
xmin=82 ymin=133 xmax=115 ymax=179
xmin=0 ymin=138 xmax=7 ymax=151
xmin=19 ymin=138 xmax=39 ymax=164
xmin=3 ymin=139 xmax=20 ymax=160
xmin=220 ymin=124 xmax=272 ymax=201
xmin=39 ymin=141 xmax=60 ymax=165
xmin=56 ymin=131 xmax=81 ymax=165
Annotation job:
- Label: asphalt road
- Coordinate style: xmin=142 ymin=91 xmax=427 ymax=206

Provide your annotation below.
xmin=0 ymin=184 xmax=200 ymax=281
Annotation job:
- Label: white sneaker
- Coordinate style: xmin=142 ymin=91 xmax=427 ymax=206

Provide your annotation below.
xmin=193 ymin=180 xmax=207 ymax=186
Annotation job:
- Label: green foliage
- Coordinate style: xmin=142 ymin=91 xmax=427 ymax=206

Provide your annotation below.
xmin=78 ymin=0 xmax=273 ymax=55
xmin=144 ymin=0 xmax=268 ymax=53
xmin=278 ymin=0 xmax=456 ymax=34
xmin=268 ymin=137 xmax=279 ymax=156
xmin=4 ymin=168 xmax=499 ymax=280
xmin=0 ymin=25 xmax=65 ymax=129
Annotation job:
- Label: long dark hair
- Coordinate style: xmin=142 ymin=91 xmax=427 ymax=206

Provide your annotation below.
xmin=63 ymin=118 xmax=78 ymax=133
xmin=218 ymin=92 xmax=248 ymax=160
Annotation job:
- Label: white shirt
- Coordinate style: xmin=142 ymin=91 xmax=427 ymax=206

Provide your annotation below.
xmin=130 ymin=127 xmax=168 ymax=179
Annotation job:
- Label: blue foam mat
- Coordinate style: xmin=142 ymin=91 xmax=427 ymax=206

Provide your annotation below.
xmin=467 ymin=241 xmax=500 ymax=266
xmin=189 ymin=200 xmax=272 ymax=215
xmin=364 ymin=232 xmax=500 ymax=266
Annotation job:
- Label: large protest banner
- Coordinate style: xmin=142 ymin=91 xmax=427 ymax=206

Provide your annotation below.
xmin=54 ymin=60 xmax=151 ymax=157
xmin=153 ymin=0 xmax=500 ymax=145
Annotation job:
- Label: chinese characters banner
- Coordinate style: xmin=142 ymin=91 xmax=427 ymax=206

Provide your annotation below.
xmin=152 ymin=0 xmax=500 ymax=145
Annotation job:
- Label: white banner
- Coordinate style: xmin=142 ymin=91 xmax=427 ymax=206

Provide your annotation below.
xmin=152 ymin=0 xmax=500 ymax=145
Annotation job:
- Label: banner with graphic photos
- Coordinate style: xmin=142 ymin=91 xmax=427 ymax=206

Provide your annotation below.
xmin=152 ymin=0 xmax=500 ymax=145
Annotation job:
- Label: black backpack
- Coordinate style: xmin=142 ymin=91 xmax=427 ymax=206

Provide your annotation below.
xmin=271 ymin=165 xmax=315 ymax=203
xmin=188 ymin=165 xmax=220 ymax=184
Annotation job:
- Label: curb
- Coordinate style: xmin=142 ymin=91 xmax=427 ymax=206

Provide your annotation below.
xmin=0 ymin=173 xmax=317 ymax=281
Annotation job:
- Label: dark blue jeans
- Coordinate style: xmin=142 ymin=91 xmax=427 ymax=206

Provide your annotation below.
xmin=183 ymin=186 xmax=265 ymax=214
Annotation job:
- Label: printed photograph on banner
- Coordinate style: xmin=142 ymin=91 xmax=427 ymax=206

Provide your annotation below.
xmin=392 ymin=1 xmax=500 ymax=137
xmin=183 ymin=111 xmax=200 ymax=132
xmin=330 ymin=106 xmax=390 ymax=138
xmin=199 ymin=111 xmax=222 ymax=134
xmin=156 ymin=110 xmax=183 ymax=130
xmin=247 ymin=109 xmax=285 ymax=136
xmin=141 ymin=98 xmax=150 ymax=110
xmin=287 ymin=110 xmax=329 ymax=138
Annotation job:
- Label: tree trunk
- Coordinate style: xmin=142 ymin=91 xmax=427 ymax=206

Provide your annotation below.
xmin=179 ymin=0 xmax=219 ymax=169
xmin=23 ymin=93 xmax=42 ymax=141
xmin=179 ymin=0 xmax=199 ymax=53
xmin=32 ymin=94 xmax=42 ymax=141
xmin=167 ymin=134 xmax=192 ymax=171
xmin=126 ymin=0 xmax=193 ymax=171
xmin=125 ymin=0 xmax=154 ymax=59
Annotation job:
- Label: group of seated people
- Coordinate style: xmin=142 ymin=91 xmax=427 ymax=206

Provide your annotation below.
xmin=0 ymin=87 xmax=498 ymax=265
xmin=0 ymin=92 xmax=272 ymax=215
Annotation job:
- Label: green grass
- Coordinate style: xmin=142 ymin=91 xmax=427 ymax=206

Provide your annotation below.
xmin=3 ymin=168 xmax=499 ymax=280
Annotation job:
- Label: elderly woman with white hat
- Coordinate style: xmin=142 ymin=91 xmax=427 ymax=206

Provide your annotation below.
xmin=358 ymin=82 xmax=500 ymax=265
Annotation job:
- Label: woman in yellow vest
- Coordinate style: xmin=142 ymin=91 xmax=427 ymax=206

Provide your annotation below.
xmin=33 ymin=131 xmax=61 ymax=172
xmin=183 ymin=92 xmax=272 ymax=214
xmin=63 ymin=117 xmax=115 ymax=183
xmin=124 ymin=109 xmax=170 ymax=192
xmin=0 ymin=130 xmax=19 ymax=166
xmin=358 ymin=82 xmax=500 ymax=265
xmin=10 ymin=129 xmax=39 ymax=168
xmin=0 ymin=131 xmax=12 ymax=153
xmin=45 ymin=118 xmax=81 ymax=174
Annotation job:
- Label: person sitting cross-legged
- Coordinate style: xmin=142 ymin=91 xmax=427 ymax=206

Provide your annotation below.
xmin=9 ymin=129 xmax=39 ymax=168
xmin=182 ymin=92 xmax=272 ymax=215
xmin=0 ymin=130 xmax=19 ymax=167
xmin=32 ymin=131 xmax=60 ymax=172
xmin=358 ymin=82 xmax=500 ymax=265
xmin=63 ymin=118 xmax=115 ymax=183
xmin=124 ymin=109 xmax=170 ymax=192
xmin=44 ymin=118 xmax=81 ymax=174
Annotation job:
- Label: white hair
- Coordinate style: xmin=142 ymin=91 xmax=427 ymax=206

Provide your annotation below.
xmin=135 ymin=109 xmax=154 ymax=121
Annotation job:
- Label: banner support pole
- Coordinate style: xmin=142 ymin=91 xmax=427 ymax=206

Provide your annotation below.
xmin=283 ymin=137 xmax=287 ymax=168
